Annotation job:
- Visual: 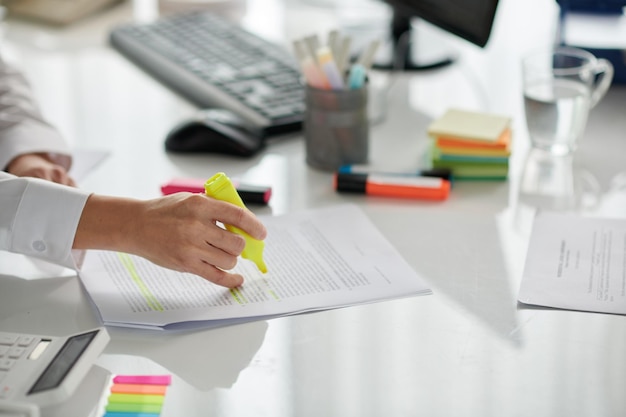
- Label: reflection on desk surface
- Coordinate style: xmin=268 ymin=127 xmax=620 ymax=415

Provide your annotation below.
xmin=99 ymin=321 xmax=268 ymax=391
xmin=368 ymin=207 xmax=519 ymax=344
xmin=0 ymin=274 xmax=101 ymax=334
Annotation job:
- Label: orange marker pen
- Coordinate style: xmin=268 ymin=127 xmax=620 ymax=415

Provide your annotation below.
xmin=334 ymin=172 xmax=450 ymax=200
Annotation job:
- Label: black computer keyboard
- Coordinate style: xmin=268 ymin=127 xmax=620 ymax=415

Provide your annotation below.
xmin=109 ymin=12 xmax=305 ymax=136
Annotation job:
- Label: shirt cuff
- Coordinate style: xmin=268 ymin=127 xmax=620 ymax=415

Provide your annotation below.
xmin=11 ymin=178 xmax=90 ymax=269
xmin=0 ymin=122 xmax=71 ymax=171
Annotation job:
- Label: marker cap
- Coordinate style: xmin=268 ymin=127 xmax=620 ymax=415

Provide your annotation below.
xmin=333 ymin=172 xmax=367 ymax=193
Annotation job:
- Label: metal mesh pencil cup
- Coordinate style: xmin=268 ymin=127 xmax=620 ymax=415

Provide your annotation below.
xmin=304 ymin=85 xmax=369 ymax=171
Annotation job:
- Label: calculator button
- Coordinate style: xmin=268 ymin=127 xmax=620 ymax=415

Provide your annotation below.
xmin=0 ymin=384 xmax=11 ymax=399
xmin=0 ymin=334 xmax=18 ymax=346
xmin=0 ymin=359 xmax=15 ymax=370
xmin=17 ymin=336 xmax=35 ymax=347
xmin=7 ymin=348 xmax=25 ymax=359
xmin=0 ymin=346 xmax=8 ymax=357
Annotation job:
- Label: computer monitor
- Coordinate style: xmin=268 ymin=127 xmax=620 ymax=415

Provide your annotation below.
xmin=376 ymin=0 xmax=500 ymax=70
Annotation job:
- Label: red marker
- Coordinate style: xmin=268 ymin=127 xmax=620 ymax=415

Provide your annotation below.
xmin=334 ymin=172 xmax=450 ymax=200
xmin=161 ymin=177 xmax=272 ymax=205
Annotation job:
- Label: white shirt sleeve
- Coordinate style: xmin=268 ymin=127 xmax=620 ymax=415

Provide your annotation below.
xmin=0 ymin=54 xmax=85 ymax=268
xmin=0 ymin=56 xmax=71 ymax=171
xmin=0 ymin=171 xmax=91 ymax=269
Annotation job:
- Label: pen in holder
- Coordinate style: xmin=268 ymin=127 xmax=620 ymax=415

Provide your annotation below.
xmin=304 ymin=84 xmax=369 ymax=171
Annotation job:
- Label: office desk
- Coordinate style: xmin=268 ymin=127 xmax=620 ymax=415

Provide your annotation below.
xmin=1 ymin=1 xmax=626 ymax=416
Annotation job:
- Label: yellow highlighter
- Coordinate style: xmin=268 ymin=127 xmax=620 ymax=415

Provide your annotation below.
xmin=204 ymin=172 xmax=267 ymax=273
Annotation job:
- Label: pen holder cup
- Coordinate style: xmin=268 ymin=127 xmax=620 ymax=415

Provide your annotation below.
xmin=304 ymin=85 xmax=369 ymax=172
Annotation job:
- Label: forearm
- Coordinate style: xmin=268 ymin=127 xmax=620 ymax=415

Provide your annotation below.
xmin=73 ymin=194 xmax=143 ymax=253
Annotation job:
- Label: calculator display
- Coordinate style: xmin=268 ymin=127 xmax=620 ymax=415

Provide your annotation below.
xmin=28 ymin=330 xmax=98 ymax=394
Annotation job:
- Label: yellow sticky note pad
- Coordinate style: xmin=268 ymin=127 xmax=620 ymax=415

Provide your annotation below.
xmin=427 ymin=108 xmax=511 ymax=143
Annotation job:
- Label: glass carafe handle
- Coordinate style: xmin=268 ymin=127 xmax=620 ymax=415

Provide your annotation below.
xmin=590 ymin=58 xmax=614 ymax=108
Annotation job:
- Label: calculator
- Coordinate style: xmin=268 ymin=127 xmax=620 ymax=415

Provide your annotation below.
xmin=0 ymin=327 xmax=110 ymax=412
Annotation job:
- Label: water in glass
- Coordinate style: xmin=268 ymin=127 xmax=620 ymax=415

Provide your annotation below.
xmin=524 ymin=78 xmax=590 ymax=155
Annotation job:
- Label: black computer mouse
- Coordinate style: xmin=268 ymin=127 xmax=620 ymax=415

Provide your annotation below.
xmin=165 ymin=109 xmax=264 ymax=157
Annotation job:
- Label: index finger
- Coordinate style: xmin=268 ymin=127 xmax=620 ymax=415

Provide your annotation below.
xmin=207 ymin=198 xmax=268 ymax=240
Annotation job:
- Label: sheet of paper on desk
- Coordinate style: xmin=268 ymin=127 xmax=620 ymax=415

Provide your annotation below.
xmin=69 ymin=148 xmax=110 ymax=183
xmin=519 ymin=212 xmax=626 ymax=315
xmin=77 ymin=204 xmax=432 ymax=330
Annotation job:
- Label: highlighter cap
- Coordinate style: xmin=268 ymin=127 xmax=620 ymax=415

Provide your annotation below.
xmin=205 ymin=172 xmax=230 ymax=195
xmin=204 ymin=172 xmax=245 ymax=207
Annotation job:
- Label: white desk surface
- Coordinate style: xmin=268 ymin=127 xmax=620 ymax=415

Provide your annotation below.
xmin=1 ymin=0 xmax=626 ymax=416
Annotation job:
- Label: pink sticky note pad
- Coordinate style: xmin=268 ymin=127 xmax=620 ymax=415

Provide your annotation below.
xmin=112 ymin=375 xmax=172 ymax=386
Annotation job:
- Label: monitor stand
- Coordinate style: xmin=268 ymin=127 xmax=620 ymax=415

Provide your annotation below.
xmin=372 ymin=10 xmax=459 ymax=71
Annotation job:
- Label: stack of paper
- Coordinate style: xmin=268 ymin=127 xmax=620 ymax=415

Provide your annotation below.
xmin=427 ymin=108 xmax=512 ymax=180
xmin=77 ymin=204 xmax=432 ymax=330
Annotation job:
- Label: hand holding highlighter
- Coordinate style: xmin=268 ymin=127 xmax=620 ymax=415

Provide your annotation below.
xmin=204 ymin=172 xmax=268 ymax=273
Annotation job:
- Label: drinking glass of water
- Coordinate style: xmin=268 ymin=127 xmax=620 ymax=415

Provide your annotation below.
xmin=522 ymin=46 xmax=613 ymax=156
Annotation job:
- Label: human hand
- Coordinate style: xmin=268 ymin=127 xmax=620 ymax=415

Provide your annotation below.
xmin=6 ymin=153 xmax=75 ymax=186
xmin=75 ymin=192 xmax=268 ymax=288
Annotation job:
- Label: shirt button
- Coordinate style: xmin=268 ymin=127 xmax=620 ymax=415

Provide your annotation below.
xmin=32 ymin=240 xmax=47 ymax=252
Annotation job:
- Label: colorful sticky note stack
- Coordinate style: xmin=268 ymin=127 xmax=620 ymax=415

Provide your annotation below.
xmin=427 ymin=108 xmax=512 ymax=180
xmin=102 ymin=374 xmax=171 ymax=417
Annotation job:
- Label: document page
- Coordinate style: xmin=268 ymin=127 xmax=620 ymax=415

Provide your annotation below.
xmin=78 ymin=204 xmax=432 ymax=329
xmin=519 ymin=212 xmax=626 ymax=315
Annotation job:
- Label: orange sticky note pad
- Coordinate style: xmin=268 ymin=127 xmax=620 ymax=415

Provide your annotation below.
xmin=436 ymin=128 xmax=511 ymax=150
xmin=111 ymin=383 xmax=168 ymax=395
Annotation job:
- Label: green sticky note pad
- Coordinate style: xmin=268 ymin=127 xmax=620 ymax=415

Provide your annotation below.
xmin=108 ymin=393 xmax=165 ymax=405
xmin=106 ymin=402 xmax=163 ymax=414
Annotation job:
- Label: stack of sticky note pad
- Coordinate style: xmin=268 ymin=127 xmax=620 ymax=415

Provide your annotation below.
xmin=102 ymin=374 xmax=171 ymax=416
xmin=427 ymin=108 xmax=512 ymax=180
